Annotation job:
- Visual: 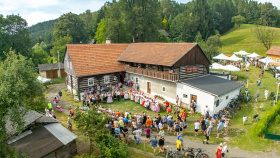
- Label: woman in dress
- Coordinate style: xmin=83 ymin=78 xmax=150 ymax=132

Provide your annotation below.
xmin=124 ymin=90 xmax=129 ymax=99
xmin=135 ymin=92 xmax=139 ymax=103
xmin=107 ymin=92 xmax=113 ymax=103
xmin=216 ymin=143 xmax=223 ymax=158
xmin=142 ymin=96 xmax=146 ymax=107
xmin=131 ymin=91 xmax=134 ymax=101
xmin=155 ymin=101 xmax=160 ymax=112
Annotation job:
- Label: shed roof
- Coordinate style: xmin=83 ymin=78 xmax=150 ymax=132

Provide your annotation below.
xmin=6 ymin=109 xmax=59 ymax=136
xmin=181 ymin=75 xmax=242 ymax=96
xmin=45 ymin=123 xmax=78 ymax=145
xmin=118 ymin=43 xmax=197 ymax=66
xmin=266 ymin=46 xmax=280 ymax=56
xmin=10 ymin=126 xmax=64 ymax=158
xmin=38 ymin=63 xmax=64 ymax=71
xmin=66 ymin=44 xmax=129 ymax=77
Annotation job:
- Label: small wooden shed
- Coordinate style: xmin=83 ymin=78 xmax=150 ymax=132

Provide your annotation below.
xmin=38 ymin=63 xmax=67 ymax=79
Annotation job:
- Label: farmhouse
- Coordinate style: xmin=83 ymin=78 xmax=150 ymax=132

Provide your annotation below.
xmin=64 ymin=44 xmax=129 ymax=94
xmin=64 ymin=42 xmax=242 ymax=114
xmin=6 ymin=109 xmax=78 ymax=158
xmin=38 ymin=63 xmax=67 ymax=79
xmin=266 ymin=46 xmax=280 ymax=66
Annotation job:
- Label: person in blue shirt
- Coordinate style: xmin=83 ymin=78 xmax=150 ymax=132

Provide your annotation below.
xmin=177 ymin=133 xmax=184 ymax=150
xmin=115 ymin=127 xmax=120 ymax=138
xmin=168 ymin=118 xmax=174 ymax=134
xmin=150 ymin=136 xmax=158 ymax=156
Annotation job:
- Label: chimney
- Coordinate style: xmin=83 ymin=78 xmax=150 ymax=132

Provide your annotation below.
xmin=106 ymin=38 xmax=111 ymax=44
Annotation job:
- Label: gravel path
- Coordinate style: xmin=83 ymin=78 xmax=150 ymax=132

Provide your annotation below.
xmin=47 ymin=84 xmax=279 ymax=158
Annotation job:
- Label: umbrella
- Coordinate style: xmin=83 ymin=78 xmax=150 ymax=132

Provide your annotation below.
xmin=210 ymin=63 xmax=224 ymax=69
xmin=234 ymin=50 xmax=250 ymax=56
xmin=228 ymin=54 xmax=242 ymax=61
xmin=213 ymin=53 xmax=230 ymax=60
xmin=247 ymin=52 xmax=260 ymax=58
xmin=222 ymin=65 xmax=240 ymax=71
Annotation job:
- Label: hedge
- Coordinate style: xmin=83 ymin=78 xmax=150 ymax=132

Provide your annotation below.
xmin=254 ymin=101 xmax=280 ymax=137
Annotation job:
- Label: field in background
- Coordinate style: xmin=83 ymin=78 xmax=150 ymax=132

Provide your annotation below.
xmin=220 ymin=24 xmax=280 ymax=56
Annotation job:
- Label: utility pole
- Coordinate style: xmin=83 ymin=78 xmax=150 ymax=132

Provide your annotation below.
xmin=58 ymin=51 xmax=61 ymax=78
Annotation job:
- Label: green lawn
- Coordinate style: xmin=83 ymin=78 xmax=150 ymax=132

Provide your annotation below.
xmin=220 ymin=24 xmax=280 ymax=56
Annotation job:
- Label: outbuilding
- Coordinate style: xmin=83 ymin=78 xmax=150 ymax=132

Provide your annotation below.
xmin=6 ymin=109 xmax=78 ymax=158
xmin=38 ymin=63 xmax=67 ymax=79
xmin=177 ymin=75 xmax=242 ymax=115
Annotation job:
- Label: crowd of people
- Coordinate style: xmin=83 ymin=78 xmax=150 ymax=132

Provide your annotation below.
xmin=80 ymin=84 xmax=163 ymax=113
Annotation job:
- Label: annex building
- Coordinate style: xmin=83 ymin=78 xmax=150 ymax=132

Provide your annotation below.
xmin=64 ymin=42 xmax=242 ymax=115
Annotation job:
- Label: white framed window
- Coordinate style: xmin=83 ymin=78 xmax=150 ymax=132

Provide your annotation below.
xmin=277 ymin=58 xmax=279 ymax=63
xmin=114 ymin=76 xmax=117 ymax=81
xmin=136 ymin=77 xmax=139 ymax=83
xmin=141 ymin=77 xmax=144 ymax=81
xmin=162 ymin=86 xmax=166 ymax=92
xmin=131 ymin=76 xmax=134 ymax=81
xmin=104 ymin=76 xmax=110 ymax=84
xmin=88 ymin=78 xmax=94 ymax=86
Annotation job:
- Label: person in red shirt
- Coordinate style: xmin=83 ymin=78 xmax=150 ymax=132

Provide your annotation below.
xmin=167 ymin=106 xmax=172 ymax=114
xmin=164 ymin=101 xmax=169 ymax=111
xmin=116 ymin=111 xmax=121 ymax=117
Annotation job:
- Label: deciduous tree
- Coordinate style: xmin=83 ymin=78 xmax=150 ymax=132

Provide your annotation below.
xmin=253 ymin=26 xmax=276 ymax=50
xmin=0 ymin=51 xmax=45 ymax=157
xmin=232 ymin=15 xmax=246 ymax=29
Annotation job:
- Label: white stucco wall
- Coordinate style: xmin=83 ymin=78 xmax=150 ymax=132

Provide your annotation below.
xmin=176 ymin=83 xmax=215 ymax=114
xmin=127 ymin=73 xmax=177 ymax=103
xmin=213 ymin=88 xmax=240 ymax=113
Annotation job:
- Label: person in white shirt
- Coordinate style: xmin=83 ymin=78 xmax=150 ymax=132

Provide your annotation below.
xmin=167 ymin=114 xmax=172 ymax=121
xmin=194 ymin=120 xmax=200 ymax=136
xmin=222 ymin=142 xmax=228 ymax=158
xmin=264 ymin=89 xmax=269 ymax=100
xmin=204 ymin=105 xmax=210 ymax=115
xmin=109 ymin=108 xmax=113 ymax=115
xmin=243 ymin=115 xmax=247 ymax=126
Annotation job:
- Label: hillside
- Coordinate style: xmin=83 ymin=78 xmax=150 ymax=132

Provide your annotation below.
xmin=220 ymin=24 xmax=280 ymax=56
xmin=29 ymin=19 xmax=58 ymax=46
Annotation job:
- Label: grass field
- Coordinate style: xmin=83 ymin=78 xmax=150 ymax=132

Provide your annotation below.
xmin=220 ymin=24 xmax=280 ymax=56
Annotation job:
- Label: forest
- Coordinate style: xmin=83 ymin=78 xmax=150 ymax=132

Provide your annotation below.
xmin=0 ymin=0 xmax=279 ymax=65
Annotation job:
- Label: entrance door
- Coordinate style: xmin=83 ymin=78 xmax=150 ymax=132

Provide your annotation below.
xmin=191 ymin=95 xmax=197 ymax=103
xmin=147 ymin=82 xmax=151 ymax=94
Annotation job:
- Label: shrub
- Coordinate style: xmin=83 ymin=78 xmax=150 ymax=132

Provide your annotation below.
xmin=154 ymin=95 xmax=165 ymax=100
xmin=254 ymin=101 xmax=280 ymax=137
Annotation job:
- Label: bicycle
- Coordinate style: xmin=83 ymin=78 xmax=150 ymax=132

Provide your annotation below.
xmin=195 ymin=148 xmax=209 ymax=158
xmin=167 ymin=147 xmax=186 ymax=158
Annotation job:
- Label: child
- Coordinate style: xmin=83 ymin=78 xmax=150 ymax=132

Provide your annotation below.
xmin=243 ymin=115 xmax=247 ymax=126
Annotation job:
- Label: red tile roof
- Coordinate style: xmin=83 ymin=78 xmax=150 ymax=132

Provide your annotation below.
xmin=266 ymin=46 xmax=280 ymax=56
xmin=118 ymin=43 xmax=197 ymax=66
xmin=66 ymin=44 xmax=129 ymax=77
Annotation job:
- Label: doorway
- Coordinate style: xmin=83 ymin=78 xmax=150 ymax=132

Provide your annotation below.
xmin=191 ymin=95 xmax=197 ymax=104
xmin=147 ymin=82 xmax=151 ymax=94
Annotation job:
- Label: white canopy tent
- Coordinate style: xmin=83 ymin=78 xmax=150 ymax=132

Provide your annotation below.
xmin=259 ymin=57 xmax=277 ymax=67
xmin=234 ymin=50 xmax=250 ymax=56
xmin=228 ymin=54 xmax=242 ymax=61
xmin=247 ymin=52 xmax=260 ymax=58
xmin=210 ymin=63 xmax=224 ymax=69
xmin=37 ymin=76 xmax=51 ymax=83
xmin=276 ymin=66 xmax=280 ymax=71
xmin=213 ymin=53 xmax=230 ymax=60
xmin=222 ymin=65 xmax=240 ymax=71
